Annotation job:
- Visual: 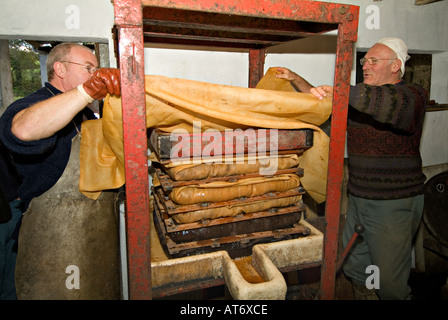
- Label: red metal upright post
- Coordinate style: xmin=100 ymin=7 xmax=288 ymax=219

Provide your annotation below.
xmin=319 ymin=8 xmax=358 ymax=300
xmin=248 ymin=48 xmax=265 ymax=88
xmin=114 ymin=0 xmax=152 ymax=300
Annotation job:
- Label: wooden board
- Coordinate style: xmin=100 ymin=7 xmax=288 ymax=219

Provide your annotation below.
xmin=149 ymin=128 xmax=313 ymax=161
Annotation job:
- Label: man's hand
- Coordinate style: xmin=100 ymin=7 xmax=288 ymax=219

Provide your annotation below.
xmin=82 ymin=68 xmax=121 ymax=101
xmin=310 ymin=85 xmax=333 ymax=100
xmin=273 ymin=67 xmax=313 ymax=93
xmin=274 ymin=67 xmax=300 ymax=82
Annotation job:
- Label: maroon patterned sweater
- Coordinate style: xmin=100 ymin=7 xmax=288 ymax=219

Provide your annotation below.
xmin=347 ymin=80 xmax=428 ymax=200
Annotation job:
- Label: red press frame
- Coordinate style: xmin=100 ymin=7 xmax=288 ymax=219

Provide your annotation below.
xmin=114 ymin=0 xmax=359 ymax=300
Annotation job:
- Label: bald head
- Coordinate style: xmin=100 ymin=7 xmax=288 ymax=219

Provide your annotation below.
xmin=46 ymin=43 xmax=94 ymax=81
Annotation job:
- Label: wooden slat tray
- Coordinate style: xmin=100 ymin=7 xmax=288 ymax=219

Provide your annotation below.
xmin=153 ymin=201 xmax=310 ymax=259
xmin=149 ymin=128 xmax=313 ymax=161
xmin=153 ymin=187 xmax=305 ymax=240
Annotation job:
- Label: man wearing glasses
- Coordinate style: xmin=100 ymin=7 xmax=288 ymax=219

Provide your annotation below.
xmin=275 ymin=38 xmax=428 ymax=300
xmin=0 ymin=43 xmax=121 ymax=299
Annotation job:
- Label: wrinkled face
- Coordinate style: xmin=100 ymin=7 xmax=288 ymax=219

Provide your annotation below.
xmin=362 ymin=44 xmax=401 ymax=86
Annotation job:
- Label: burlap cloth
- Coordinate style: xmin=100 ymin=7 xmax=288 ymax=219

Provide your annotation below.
xmin=157 ymin=153 xmax=301 ymax=181
xmin=168 ymin=174 xmax=301 ymax=205
xmin=79 ymin=68 xmax=331 ymax=203
xmin=170 ymin=195 xmax=302 ymax=224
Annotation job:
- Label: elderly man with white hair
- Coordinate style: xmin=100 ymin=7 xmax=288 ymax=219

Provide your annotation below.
xmin=275 ymin=37 xmax=428 ymax=300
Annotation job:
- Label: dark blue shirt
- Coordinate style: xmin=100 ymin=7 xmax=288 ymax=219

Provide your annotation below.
xmin=0 ymin=83 xmax=94 ymax=208
xmin=0 ymin=141 xmax=20 ymax=202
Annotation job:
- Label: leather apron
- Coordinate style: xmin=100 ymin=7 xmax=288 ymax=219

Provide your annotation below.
xmin=15 ymin=134 xmax=120 ymax=299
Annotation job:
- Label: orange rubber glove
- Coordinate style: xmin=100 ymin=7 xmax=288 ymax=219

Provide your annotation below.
xmin=81 ymin=68 xmax=121 ymax=101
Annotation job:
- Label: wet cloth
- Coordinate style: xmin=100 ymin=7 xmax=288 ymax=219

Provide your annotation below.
xmin=79 ymin=68 xmax=332 ymax=203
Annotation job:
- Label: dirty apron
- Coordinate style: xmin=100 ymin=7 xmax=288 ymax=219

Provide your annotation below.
xmin=15 ymin=134 xmax=120 ymax=300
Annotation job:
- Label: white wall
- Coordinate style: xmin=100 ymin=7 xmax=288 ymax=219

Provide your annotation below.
xmin=0 ymin=0 xmax=116 ymax=66
xmin=431 ymin=51 xmax=448 ymax=103
xmin=0 ymin=0 xmax=114 ymax=43
xmin=144 ymin=49 xmax=249 ymax=87
xmin=322 ymin=0 xmax=448 ymax=52
xmin=421 ymin=111 xmax=448 ymax=166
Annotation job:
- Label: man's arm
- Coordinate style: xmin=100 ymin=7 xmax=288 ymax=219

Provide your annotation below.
xmin=11 ymin=68 xmax=120 ymax=142
xmin=349 ymin=83 xmax=427 ymax=133
xmin=11 ymin=89 xmax=91 ymax=141
xmin=273 ymin=67 xmax=314 ymax=93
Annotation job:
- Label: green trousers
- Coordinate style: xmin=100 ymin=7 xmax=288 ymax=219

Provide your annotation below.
xmin=342 ymin=194 xmax=424 ymax=300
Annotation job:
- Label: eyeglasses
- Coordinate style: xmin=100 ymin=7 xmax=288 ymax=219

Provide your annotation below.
xmin=360 ymin=57 xmax=397 ymax=66
xmin=60 ymin=61 xmax=98 ymax=74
